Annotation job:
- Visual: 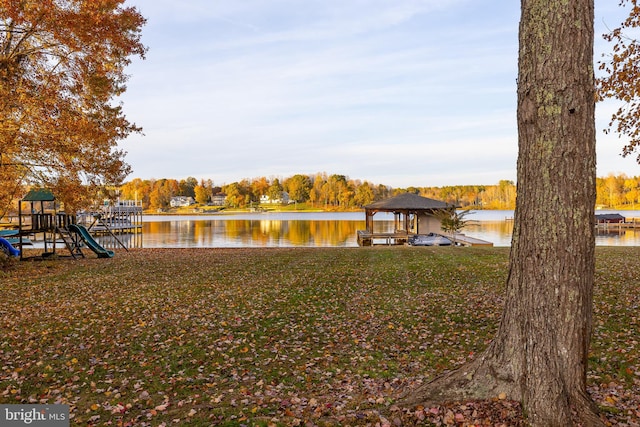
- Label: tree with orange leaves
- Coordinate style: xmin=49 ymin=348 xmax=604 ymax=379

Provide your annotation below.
xmin=0 ymin=0 xmax=146 ymax=213
xmin=599 ymin=0 xmax=640 ymax=163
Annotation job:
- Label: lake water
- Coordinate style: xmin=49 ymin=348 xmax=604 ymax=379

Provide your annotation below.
xmin=109 ymin=210 xmax=640 ymax=248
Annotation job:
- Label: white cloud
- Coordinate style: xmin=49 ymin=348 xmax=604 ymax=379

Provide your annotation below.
xmin=118 ymin=0 xmax=639 ymax=188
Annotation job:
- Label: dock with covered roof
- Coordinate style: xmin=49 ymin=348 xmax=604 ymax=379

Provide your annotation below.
xmin=357 ymin=193 xmax=493 ymax=247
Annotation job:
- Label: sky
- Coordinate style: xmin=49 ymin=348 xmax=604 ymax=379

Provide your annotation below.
xmin=118 ymin=0 xmax=639 ymax=188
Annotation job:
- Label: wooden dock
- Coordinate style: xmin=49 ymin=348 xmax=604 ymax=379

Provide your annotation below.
xmin=77 ymin=205 xmax=143 ymax=235
xmin=357 ymin=230 xmax=492 ymax=247
xmin=595 ymin=218 xmax=640 ymax=231
xmin=450 ymin=233 xmax=494 ymax=247
xmin=357 ymin=231 xmax=409 ymax=246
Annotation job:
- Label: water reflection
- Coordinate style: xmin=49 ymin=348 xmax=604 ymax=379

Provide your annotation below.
xmin=595 ymin=228 xmax=640 ymax=246
xmin=99 ymin=211 xmax=640 ymax=248
xmin=465 ymin=221 xmax=514 ymax=247
xmin=464 ymin=215 xmax=640 ymax=247
xmin=142 ymin=219 xmax=370 ymax=248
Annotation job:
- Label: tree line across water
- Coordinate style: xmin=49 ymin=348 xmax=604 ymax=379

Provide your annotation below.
xmin=116 ymin=173 xmax=640 ymax=211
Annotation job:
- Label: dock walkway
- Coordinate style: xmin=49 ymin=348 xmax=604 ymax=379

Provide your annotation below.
xmin=596 ymin=219 xmax=640 ymax=231
xmin=451 ymin=233 xmax=494 ymax=247
xmin=357 ymin=231 xmax=408 ymax=246
xmin=357 ymin=230 xmax=493 ymax=247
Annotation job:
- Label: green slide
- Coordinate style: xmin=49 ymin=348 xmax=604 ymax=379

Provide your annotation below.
xmin=68 ymin=224 xmax=115 ymax=258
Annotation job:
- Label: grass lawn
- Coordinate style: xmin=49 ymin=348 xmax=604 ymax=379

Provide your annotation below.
xmin=1 ymin=247 xmax=639 ymax=426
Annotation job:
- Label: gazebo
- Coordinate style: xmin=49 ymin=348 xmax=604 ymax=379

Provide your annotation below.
xmin=357 ymin=193 xmax=453 ymax=246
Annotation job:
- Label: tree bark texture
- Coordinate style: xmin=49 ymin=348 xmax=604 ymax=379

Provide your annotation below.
xmin=402 ymin=1 xmax=602 ymax=425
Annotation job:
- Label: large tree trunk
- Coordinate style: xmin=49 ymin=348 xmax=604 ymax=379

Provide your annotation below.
xmin=401 ymin=1 xmax=603 ymax=425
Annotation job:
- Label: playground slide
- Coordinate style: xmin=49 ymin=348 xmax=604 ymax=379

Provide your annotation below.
xmin=0 ymin=237 xmax=20 ymax=257
xmin=0 ymin=229 xmax=18 ymax=237
xmin=68 ymin=224 xmax=115 ymax=258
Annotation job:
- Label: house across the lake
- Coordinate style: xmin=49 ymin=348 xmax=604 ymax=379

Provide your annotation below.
xmin=210 ymin=194 xmax=226 ymax=206
xmin=260 ymin=192 xmax=290 ymax=205
xmin=357 ymin=193 xmax=492 ymax=247
xmin=170 ymin=196 xmax=195 ymax=207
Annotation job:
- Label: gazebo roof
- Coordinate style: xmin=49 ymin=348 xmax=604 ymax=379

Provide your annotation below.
xmin=364 ymin=193 xmax=451 ymax=211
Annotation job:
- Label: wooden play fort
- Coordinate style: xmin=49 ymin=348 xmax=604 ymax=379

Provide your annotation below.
xmin=2 ymin=189 xmax=130 ymax=260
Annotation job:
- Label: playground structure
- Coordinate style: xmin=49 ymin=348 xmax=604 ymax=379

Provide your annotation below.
xmin=16 ymin=188 xmax=67 ymax=258
xmin=0 ymin=189 xmax=128 ymax=260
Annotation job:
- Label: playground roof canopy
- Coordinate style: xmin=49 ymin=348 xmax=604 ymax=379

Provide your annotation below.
xmin=22 ymin=188 xmax=55 ymax=202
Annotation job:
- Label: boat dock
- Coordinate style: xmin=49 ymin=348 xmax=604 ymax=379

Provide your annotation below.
xmin=357 ymin=230 xmax=493 ymax=247
xmin=595 ymin=217 xmax=640 ymax=231
xmin=451 ymin=233 xmax=494 ymax=247
xmin=77 ymin=203 xmax=143 ymax=234
xmin=357 ymin=231 xmax=408 ymax=246
xmin=73 ymin=201 xmax=143 ymax=249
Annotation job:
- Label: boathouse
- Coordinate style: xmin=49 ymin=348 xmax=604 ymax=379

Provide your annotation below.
xmin=357 ymin=193 xmax=453 ymax=246
xmin=595 ymin=213 xmax=625 ymax=224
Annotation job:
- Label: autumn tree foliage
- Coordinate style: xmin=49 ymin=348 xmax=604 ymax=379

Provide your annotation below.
xmin=194 ymin=179 xmax=214 ymax=205
xmin=0 ymin=0 xmax=146 ymax=212
xmin=266 ymin=178 xmax=284 ymax=203
xmin=598 ymin=0 xmax=640 ymax=162
xmin=117 ymin=172 xmax=640 ymax=211
xmin=283 ymin=174 xmax=311 ymax=203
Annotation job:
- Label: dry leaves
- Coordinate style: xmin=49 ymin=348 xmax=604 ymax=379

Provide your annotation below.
xmin=0 ymin=247 xmax=638 ymax=426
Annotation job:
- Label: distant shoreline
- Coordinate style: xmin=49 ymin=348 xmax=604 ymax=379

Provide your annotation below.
xmin=142 ymin=206 xmax=640 ymax=216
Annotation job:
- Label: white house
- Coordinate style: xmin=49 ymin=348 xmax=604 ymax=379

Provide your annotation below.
xmin=210 ymin=194 xmax=226 ymax=206
xmin=260 ymin=192 xmax=290 ymax=205
xmin=170 ymin=196 xmax=195 ymax=207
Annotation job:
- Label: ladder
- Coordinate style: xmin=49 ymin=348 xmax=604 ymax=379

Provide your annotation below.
xmin=56 ymin=226 xmax=85 ymax=259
